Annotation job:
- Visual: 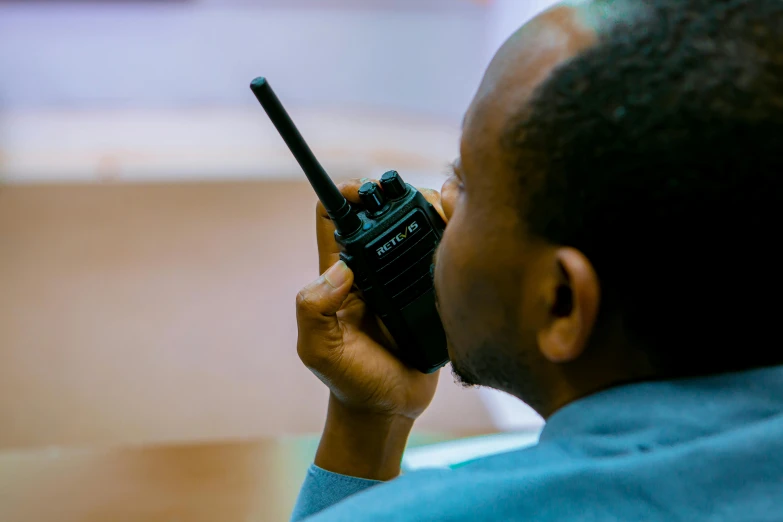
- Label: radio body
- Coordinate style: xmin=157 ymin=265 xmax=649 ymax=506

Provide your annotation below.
xmin=250 ymin=77 xmax=449 ymax=373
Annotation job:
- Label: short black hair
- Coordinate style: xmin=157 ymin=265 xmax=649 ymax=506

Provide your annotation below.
xmin=506 ymin=0 xmax=783 ymax=376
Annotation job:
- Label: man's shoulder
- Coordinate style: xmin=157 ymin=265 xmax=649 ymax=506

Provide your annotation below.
xmin=308 ymin=412 xmax=783 ymax=521
xmin=308 ymin=443 xmax=568 ymax=522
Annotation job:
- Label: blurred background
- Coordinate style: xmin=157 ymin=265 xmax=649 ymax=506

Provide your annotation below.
xmin=0 ymin=0 xmax=555 ymax=519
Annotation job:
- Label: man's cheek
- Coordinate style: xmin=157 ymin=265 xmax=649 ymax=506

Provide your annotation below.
xmin=432 ymin=236 xmax=457 ymax=302
xmin=434 ymin=237 xmax=472 ymax=307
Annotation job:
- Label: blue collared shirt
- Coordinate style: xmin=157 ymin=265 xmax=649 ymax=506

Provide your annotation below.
xmin=292 ymin=365 xmax=783 ymax=521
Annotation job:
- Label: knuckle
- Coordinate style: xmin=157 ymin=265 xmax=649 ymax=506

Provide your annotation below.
xmin=338 ymin=179 xmax=366 ymax=194
xmin=420 ymin=187 xmax=441 ymax=202
xmin=440 ymin=182 xmax=457 ymax=200
xmin=442 ymin=176 xmax=458 ymax=190
xmin=336 ymin=180 xmax=355 ymax=192
xmin=295 ymin=286 xmax=318 ymax=316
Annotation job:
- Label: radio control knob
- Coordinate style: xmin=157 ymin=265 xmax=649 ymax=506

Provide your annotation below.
xmin=380 ymin=170 xmax=408 ymax=200
xmin=359 ymin=181 xmax=386 ymax=213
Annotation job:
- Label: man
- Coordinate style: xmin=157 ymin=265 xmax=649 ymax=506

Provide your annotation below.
xmin=290 ymin=0 xmax=783 ymax=520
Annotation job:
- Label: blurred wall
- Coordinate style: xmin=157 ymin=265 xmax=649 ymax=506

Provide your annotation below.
xmin=0 ymin=0 xmax=551 ymax=450
xmin=0 ymin=181 xmax=497 ymax=450
xmin=0 ymin=1 xmax=488 ymax=121
xmin=0 ymin=0 xmax=484 ymax=183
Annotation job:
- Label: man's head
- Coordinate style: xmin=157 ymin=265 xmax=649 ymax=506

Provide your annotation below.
xmin=434 ymin=0 xmax=783 ymax=416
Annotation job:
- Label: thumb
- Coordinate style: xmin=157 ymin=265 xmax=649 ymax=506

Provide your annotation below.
xmin=296 ymin=260 xmax=354 ymax=353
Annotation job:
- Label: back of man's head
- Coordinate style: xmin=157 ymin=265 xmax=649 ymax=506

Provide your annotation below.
xmin=507 ymin=0 xmax=783 ymax=377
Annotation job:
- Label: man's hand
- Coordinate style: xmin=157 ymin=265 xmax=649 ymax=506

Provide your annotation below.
xmin=295 ymin=178 xmax=446 ymax=480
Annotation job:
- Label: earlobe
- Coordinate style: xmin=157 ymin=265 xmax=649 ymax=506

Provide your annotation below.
xmin=537 ymin=247 xmax=600 ymax=363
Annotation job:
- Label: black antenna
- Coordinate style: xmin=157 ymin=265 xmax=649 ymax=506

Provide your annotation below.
xmin=250 ymin=77 xmax=361 ymax=235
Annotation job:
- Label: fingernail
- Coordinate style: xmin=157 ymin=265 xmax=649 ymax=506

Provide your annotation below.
xmin=324 ymin=260 xmax=350 ymax=288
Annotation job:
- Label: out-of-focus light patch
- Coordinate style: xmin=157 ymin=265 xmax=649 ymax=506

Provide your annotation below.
xmin=402 ymin=430 xmax=541 ymax=471
xmin=0 ymin=108 xmax=460 ymax=184
xmin=478 ymin=388 xmax=545 ymax=432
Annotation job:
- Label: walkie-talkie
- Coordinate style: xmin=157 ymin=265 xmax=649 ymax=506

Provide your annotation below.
xmin=250 ymin=77 xmax=449 ymax=374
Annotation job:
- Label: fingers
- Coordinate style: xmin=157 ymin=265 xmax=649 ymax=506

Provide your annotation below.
xmin=440 ymin=177 xmax=460 ymax=222
xmin=296 ymin=260 xmax=355 ymax=368
xmin=418 ymin=187 xmax=447 ymax=223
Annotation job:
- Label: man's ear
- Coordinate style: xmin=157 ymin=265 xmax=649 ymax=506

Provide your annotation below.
xmin=537 ymin=247 xmax=600 ymax=363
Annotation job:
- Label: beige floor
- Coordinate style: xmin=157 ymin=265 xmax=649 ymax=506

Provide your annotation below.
xmin=0 ymin=432 xmax=460 ymax=522
xmin=0 ymin=439 xmax=299 ymax=522
xmin=0 ymin=181 xmax=496 ymax=451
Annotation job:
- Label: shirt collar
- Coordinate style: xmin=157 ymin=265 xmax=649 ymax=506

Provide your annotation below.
xmin=539 ymin=365 xmax=783 ymax=445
